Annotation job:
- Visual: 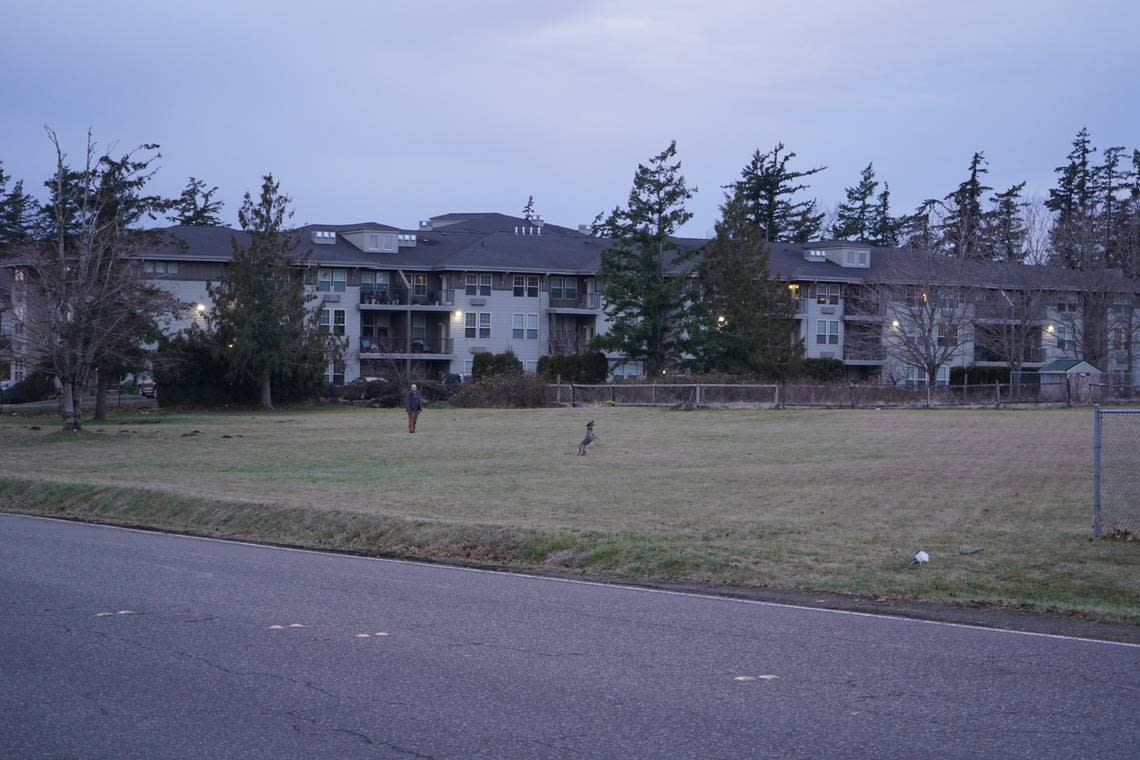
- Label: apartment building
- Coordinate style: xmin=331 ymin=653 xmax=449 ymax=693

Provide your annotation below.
xmin=6 ymin=211 xmax=1138 ymax=389
xmin=139 ymin=213 xmax=607 ymax=383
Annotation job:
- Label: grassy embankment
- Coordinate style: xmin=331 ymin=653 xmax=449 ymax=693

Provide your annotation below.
xmin=2 ymin=405 xmax=1137 ymax=623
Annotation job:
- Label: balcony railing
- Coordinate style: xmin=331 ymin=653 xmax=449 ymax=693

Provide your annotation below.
xmin=973 ymin=345 xmax=1045 ymax=363
xmin=359 ymin=336 xmax=454 ymax=354
xmin=360 ymin=287 xmax=453 ymax=307
xmin=549 ymin=292 xmax=602 ymax=310
xmin=973 ymin=302 xmax=1046 ymax=321
xmin=548 ymin=330 xmax=590 ymax=354
xmin=843 ymin=343 xmax=886 ymax=361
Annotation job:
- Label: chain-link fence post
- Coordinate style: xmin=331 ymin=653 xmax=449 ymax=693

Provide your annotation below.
xmin=1093 ymin=404 xmax=1102 ymax=538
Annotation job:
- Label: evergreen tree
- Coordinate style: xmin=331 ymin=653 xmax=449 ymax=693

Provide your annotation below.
xmin=728 ymin=143 xmax=826 ymax=243
xmin=830 ymin=163 xmax=879 ymax=242
xmin=207 ymin=175 xmax=335 ymax=408
xmin=521 ymin=195 xmax=536 ymax=221
xmin=170 ymin=177 xmax=224 ymax=226
xmin=0 ymin=163 xmax=36 ymax=256
xmin=984 ymin=182 xmax=1028 ymax=262
xmin=1046 ymin=127 xmax=1098 ymax=269
xmin=868 ymin=183 xmax=898 ymax=247
xmin=596 ymin=141 xmax=697 ymax=375
xmin=939 ymin=151 xmax=992 ymax=259
xmin=682 ymin=190 xmax=801 ymax=376
xmin=1094 ymin=145 xmax=1130 ymax=269
xmin=790 ymin=198 xmax=826 ymax=243
xmin=899 ymin=199 xmax=940 ymax=251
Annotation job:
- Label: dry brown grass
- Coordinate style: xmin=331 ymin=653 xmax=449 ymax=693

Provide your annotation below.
xmin=2 ymin=405 xmax=1137 ymax=622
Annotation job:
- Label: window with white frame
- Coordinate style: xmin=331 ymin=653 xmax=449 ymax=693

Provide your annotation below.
xmin=1056 ymin=324 xmax=1072 ymax=351
xmin=551 ymin=276 xmax=578 ymax=301
xmin=327 ymin=361 xmax=346 ymax=386
xmin=512 ymin=313 xmax=525 ymax=339
xmin=412 ymin=274 xmax=427 ymax=297
xmin=318 ymin=269 xmax=345 ymax=292
xmin=465 ymin=273 xmax=479 ymax=296
xmin=937 ymin=323 xmax=958 ymax=347
xmin=905 ymin=365 xmax=949 ymax=386
xmin=332 ymin=309 xmax=346 ymax=336
xmin=524 ymin=360 xmax=537 ymax=373
xmin=527 ymin=275 xmax=539 ymax=298
xmin=463 ymin=360 xmax=473 ymax=376
xmin=464 ymin=312 xmax=477 ymax=338
xmin=513 ymin=275 xmax=526 ymax=297
xmin=815 ymin=283 xmax=840 ymax=305
xmin=816 ymin=319 xmax=839 ymax=345
xmin=478 ymin=312 xmax=491 ymax=339
xmin=1057 ymin=294 xmax=1079 ymax=313
xmin=526 ymin=313 xmax=538 ymax=339
xmin=319 ymin=309 xmax=331 ymax=333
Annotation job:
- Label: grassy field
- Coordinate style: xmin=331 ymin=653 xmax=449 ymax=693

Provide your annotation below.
xmin=2 ymin=404 xmax=1137 ymax=623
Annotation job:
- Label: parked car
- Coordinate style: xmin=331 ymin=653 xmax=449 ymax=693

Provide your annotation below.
xmin=139 ymin=379 xmax=157 ymax=398
xmin=347 ymin=376 xmax=387 ymax=386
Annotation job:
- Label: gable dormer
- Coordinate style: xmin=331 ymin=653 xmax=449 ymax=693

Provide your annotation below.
xmin=802 ymin=242 xmax=870 ymax=268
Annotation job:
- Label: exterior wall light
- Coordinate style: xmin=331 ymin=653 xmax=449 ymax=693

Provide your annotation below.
xmin=195 ymin=303 xmax=206 ymax=313
xmin=1046 ymin=324 xmax=1055 ymax=333
xmin=453 ymin=310 xmax=463 ymax=319
xmin=891 ymin=319 xmax=900 ymax=328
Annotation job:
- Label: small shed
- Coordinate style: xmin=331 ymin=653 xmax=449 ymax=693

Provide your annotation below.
xmin=1039 ymin=359 xmax=1102 ymax=401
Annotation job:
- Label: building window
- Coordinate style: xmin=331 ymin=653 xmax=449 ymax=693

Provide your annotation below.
xmin=319 ymin=309 xmax=331 ymax=333
xmin=318 ymin=269 xmax=331 ymax=292
xmin=1056 ymin=325 xmax=1072 ymax=351
xmin=333 ymin=309 xmax=346 ymax=336
xmin=1113 ymin=327 xmax=1129 ymax=351
xmin=465 ymin=312 xmax=477 ymax=339
xmin=815 ymin=283 xmax=840 ymax=305
xmin=478 ymin=274 xmax=492 ymax=296
xmin=513 ymin=275 xmax=526 ymax=297
xmin=524 ymin=361 xmax=537 ymax=373
xmin=412 ymin=274 xmax=427 ymax=297
xmin=526 ymin=313 xmax=538 ymax=340
xmin=937 ymin=323 xmax=958 ymax=347
xmin=367 ymin=233 xmax=380 ymax=250
xmin=550 ymin=276 xmax=564 ymax=300
xmin=816 ymin=320 xmax=826 ymax=345
xmin=479 ymin=312 xmax=491 ymax=339
xmin=1057 ymin=295 xmax=1079 ymax=313
xmin=465 ymin=273 xmax=478 ymax=296
xmin=551 ymin=276 xmax=578 ymax=301
xmin=817 ymin=320 xmax=839 ymax=345
xmin=512 ymin=313 xmax=525 ymax=339
xmin=328 ymin=362 xmax=345 ymax=386
xmin=463 ymin=360 xmax=473 ymax=376
xmin=143 ymin=260 xmax=178 ymax=274
xmin=527 ymin=276 xmax=539 ymax=298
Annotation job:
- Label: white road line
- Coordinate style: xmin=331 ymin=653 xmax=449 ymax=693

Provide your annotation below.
xmin=5 ymin=512 xmax=1139 ymax=649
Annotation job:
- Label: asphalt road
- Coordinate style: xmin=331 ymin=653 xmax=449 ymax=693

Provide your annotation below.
xmin=2 ymin=514 xmax=1138 ymax=760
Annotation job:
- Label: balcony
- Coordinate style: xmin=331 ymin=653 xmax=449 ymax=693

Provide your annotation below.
xmin=844 ymin=299 xmax=885 ymax=321
xmin=843 ymin=343 xmax=886 ymax=362
xmin=360 ymin=287 xmax=455 ymax=310
xmin=973 ymin=345 xmax=1045 ymax=364
xmin=548 ymin=330 xmax=591 ymax=354
xmin=359 ymin=336 xmax=454 ymax=355
xmin=548 ymin=292 xmax=602 ymax=313
xmin=973 ymin=301 xmax=1046 ymax=322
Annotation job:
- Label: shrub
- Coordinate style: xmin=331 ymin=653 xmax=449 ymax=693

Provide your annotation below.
xmin=537 ymin=351 xmax=608 ymax=384
xmin=449 ymin=374 xmax=550 ymax=408
xmin=472 ymin=350 xmax=523 ymax=380
xmin=801 ymin=358 xmax=846 ymax=383
xmin=2 ymin=373 xmax=56 ymax=404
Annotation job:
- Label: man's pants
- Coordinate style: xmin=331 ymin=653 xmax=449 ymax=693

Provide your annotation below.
xmin=407 ymin=410 xmax=420 ymax=433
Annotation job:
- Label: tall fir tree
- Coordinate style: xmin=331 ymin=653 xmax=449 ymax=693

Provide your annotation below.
xmin=899 ymin=199 xmax=940 ymax=251
xmin=983 ymin=182 xmax=1029 ymax=262
xmin=868 ymin=183 xmax=898 ymax=247
xmin=830 ymin=163 xmax=879 ymax=242
xmin=939 ymin=151 xmax=992 ymax=259
xmin=682 ymin=190 xmax=801 ymax=376
xmin=596 ymin=141 xmax=697 ymax=375
xmin=207 ymin=175 xmax=333 ymax=408
xmin=1046 ymin=127 xmax=1098 ymax=269
xmin=170 ymin=177 xmax=224 ymax=226
xmin=1094 ymin=145 xmax=1130 ymax=269
xmin=521 ymin=195 xmax=536 ymax=221
xmin=728 ymin=143 xmax=826 ymax=243
xmin=0 ymin=163 xmax=37 ymax=256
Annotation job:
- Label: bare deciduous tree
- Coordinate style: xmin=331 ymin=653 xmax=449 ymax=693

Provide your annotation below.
xmin=8 ymin=129 xmax=174 ymax=429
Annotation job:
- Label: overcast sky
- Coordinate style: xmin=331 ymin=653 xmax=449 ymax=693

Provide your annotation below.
xmin=2 ymin=0 xmax=1137 ymax=236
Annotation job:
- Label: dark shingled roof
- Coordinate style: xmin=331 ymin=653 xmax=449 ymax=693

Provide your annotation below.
xmin=139 ymin=214 xmax=1140 ymax=293
xmin=1040 ymin=358 xmax=1101 ymax=373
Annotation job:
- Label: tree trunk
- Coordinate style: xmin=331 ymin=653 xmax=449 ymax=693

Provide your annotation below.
xmin=94 ymin=373 xmax=109 ymax=422
xmin=260 ymin=374 xmax=273 ymax=410
xmin=60 ymin=381 xmax=81 ymax=431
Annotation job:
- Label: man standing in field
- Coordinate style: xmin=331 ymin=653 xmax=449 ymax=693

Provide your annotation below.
xmin=405 ymin=383 xmax=423 ymax=434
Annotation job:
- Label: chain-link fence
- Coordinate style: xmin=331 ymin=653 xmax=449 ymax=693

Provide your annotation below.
xmin=1093 ymin=405 xmax=1140 ymax=538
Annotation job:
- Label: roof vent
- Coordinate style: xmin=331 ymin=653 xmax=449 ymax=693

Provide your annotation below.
xmin=311 ymin=230 xmax=337 ymax=245
xmin=419 ymin=220 xmax=433 ymax=231
xmin=578 ymin=224 xmax=590 ymax=234
xmin=804 ymin=248 xmax=827 ymax=262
